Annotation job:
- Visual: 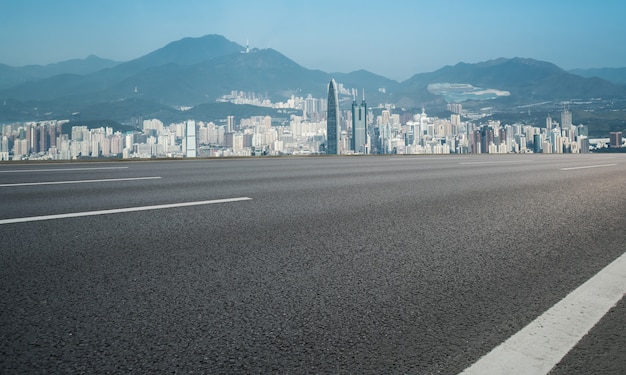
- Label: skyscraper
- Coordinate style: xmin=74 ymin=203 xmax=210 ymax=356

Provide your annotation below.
xmin=351 ymin=91 xmax=367 ymax=154
xmin=326 ymin=79 xmax=340 ymax=155
xmin=561 ymin=108 xmax=573 ymax=140
xmin=480 ymin=125 xmax=494 ymax=154
xmin=185 ymin=120 xmax=197 ymax=158
xmin=533 ymin=133 xmax=543 ymax=153
xmin=227 ymin=115 xmax=235 ymax=133
xmin=610 ymin=131 xmax=623 ymax=147
xmin=561 ymin=108 xmax=572 ymax=128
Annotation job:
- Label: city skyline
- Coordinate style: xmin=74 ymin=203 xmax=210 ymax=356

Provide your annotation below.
xmin=4 ymin=99 xmax=622 ymax=162
xmin=2 ymin=1 xmax=626 ymax=80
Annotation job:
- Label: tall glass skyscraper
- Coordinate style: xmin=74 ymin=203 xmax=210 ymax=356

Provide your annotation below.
xmin=351 ymin=93 xmax=367 ymax=154
xmin=326 ymin=79 xmax=340 ymax=155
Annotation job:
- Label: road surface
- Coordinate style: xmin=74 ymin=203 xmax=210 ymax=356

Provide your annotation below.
xmin=1 ymin=154 xmax=624 ymax=374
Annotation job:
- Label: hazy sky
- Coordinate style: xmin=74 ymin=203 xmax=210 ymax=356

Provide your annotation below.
xmin=1 ymin=0 xmax=625 ymax=80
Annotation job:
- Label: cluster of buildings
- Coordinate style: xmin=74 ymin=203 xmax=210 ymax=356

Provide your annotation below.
xmin=0 ymin=79 xmax=623 ymax=161
xmin=324 ymin=79 xmax=621 ymax=155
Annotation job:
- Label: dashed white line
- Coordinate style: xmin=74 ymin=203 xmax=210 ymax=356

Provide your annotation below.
xmin=560 ymin=164 xmax=617 ymax=171
xmin=0 ymin=197 xmax=253 ymax=225
xmin=460 ymin=251 xmax=626 ymax=375
xmin=388 ymin=157 xmax=470 ymax=161
xmin=459 ymin=161 xmax=529 ymax=165
xmin=0 ymin=176 xmax=161 ymax=187
xmin=0 ymin=166 xmax=129 ymax=173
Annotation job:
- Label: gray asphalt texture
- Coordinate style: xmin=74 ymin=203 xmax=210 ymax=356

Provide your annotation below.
xmin=1 ymin=154 xmax=625 ymax=374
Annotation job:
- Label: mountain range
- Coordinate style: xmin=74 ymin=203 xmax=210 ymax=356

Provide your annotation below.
xmin=0 ymin=55 xmax=119 ymax=90
xmin=1 ymin=34 xmax=625 ymax=131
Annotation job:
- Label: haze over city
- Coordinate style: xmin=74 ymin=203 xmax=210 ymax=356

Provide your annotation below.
xmin=2 ymin=0 xmax=626 ymax=80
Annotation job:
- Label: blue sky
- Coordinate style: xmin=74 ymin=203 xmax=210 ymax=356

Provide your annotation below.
xmin=1 ymin=0 xmax=625 ymax=80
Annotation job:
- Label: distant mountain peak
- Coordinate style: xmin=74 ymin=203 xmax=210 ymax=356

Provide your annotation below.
xmin=162 ymin=34 xmax=241 ymax=50
xmin=397 ymin=56 xmax=625 ymax=107
xmin=124 ymin=34 xmax=244 ymax=70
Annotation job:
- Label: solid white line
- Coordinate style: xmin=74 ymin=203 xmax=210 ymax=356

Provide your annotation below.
xmin=0 ymin=167 xmax=129 ymax=173
xmin=460 ymin=251 xmax=626 ymax=375
xmin=0 ymin=197 xmax=253 ymax=225
xmin=560 ymin=164 xmax=617 ymax=171
xmin=0 ymin=176 xmax=161 ymax=187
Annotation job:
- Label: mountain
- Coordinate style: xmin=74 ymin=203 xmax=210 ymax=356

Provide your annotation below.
xmin=0 ymin=38 xmax=397 ymax=114
xmin=0 ymin=55 xmax=119 ymax=90
xmin=114 ymin=49 xmax=399 ymax=106
xmin=1 ymin=35 xmax=626 ymax=126
xmin=0 ymin=34 xmax=247 ymax=104
xmin=569 ymin=67 xmax=626 ymax=85
xmin=113 ymin=48 xmax=330 ymax=106
xmin=107 ymin=34 xmax=244 ymax=78
xmin=396 ymin=57 xmax=626 ymax=108
xmin=38 ymin=55 xmax=120 ymax=76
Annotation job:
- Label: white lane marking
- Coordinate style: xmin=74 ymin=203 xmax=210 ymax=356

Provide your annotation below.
xmin=460 ymin=161 xmax=528 ymax=165
xmin=389 ymin=157 xmax=470 ymax=161
xmin=0 ymin=176 xmax=161 ymax=187
xmin=0 ymin=167 xmax=129 ymax=173
xmin=560 ymin=164 xmax=617 ymax=171
xmin=460 ymin=251 xmax=626 ymax=375
xmin=0 ymin=197 xmax=253 ymax=225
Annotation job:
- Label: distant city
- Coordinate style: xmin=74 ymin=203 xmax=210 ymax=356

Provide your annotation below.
xmin=0 ymin=79 xmax=624 ymax=161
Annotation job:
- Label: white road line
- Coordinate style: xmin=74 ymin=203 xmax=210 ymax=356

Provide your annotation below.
xmin=460 ymin=161 xmax=528 ymax=165
xmin=0 ymin=166 xmax=129 ymax=173
xmin=389 ymin=157 xmax=470 ymax=161
xmin=0 ymin=176 xmax=161 ymax=187
xmin=560 ymin=164 xmax=617 ymax=171
xmin=460 ymin=251 xmax=626 ymax=375
xmin=0 ymin=197 xmax=253 ymax=225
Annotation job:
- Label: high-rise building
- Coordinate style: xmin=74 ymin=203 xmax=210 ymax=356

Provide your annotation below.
xmin=28 ymin=124 xmax=39 ymax=154
xmin=227 ymin=116 xmax=235 ymax=133
xmin=561 ymin=108 xmax=573 ymax=141
xmin=351 ymin=92 xmax=367 ymax=154
xmin=579 ymin=137 xmax=590 ymax=153
xmin=72 ymin=126 xmax=87 ymax=141
xmin=447 ymin=103 xmax=463 ymax=114
xmin=304 ymin=95 xmax=319 ymax=121
xmin=110 ymin=134 xmax=123 ymax=155
xmin=326 ymin=79 xmax=340 ymax=155
xmin=479 ymin=125 xmax=494 ymax=154
xmin=610 ymin=131 xmax=623 ymax=147
xmin=382 ymin=109 xmax=391 ymax=126
xmin=533 ymin=133 xmax=542 ymax=153
xmin=471 ymin=129 xmax=481 ymax=154
xmin=546 ymin=114 xmax=552 ymax=133
xmin=38 ymin=124 xmax=46 ymax=153
xmin=224 ymin=132 xmax=234 ymax=148
xmin=185 ymin=120 xmax=197 ymax=158
xmin=0 ymin=136 xmax=9 ymax=160
xmin=561 ymin=108 xmax=572 ymax=128
xmin=551 ymin=128 xmax=562 ymax=153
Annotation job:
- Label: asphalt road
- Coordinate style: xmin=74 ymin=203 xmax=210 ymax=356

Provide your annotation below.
xmin=1 ymin=154 xmax=625 ymax=374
